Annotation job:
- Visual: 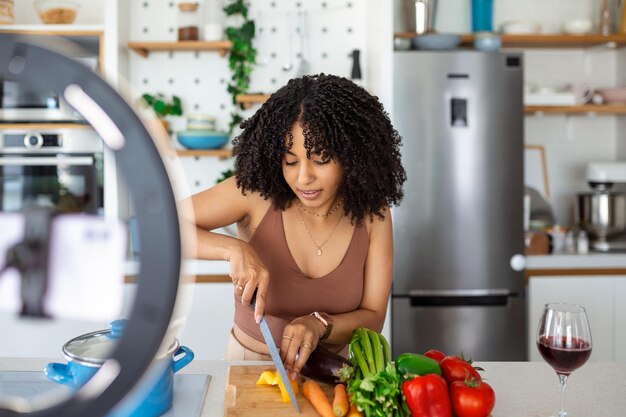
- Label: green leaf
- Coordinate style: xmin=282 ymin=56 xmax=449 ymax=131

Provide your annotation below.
xmin=141 ymin=94 xmax=154 ymax=105
xmin=359 ymin=377 xmax=375 ymax=392
xmin=240 ymin=21 xmax=255 ymax=39
xmin=223 ymin=0 xmax=256 ymax=126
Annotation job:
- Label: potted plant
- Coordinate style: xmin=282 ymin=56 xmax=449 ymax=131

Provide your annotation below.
xmin=140 ymin=93 xmax=183 ymax=132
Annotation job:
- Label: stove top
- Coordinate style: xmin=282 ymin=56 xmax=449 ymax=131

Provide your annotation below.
xmin=0 ymin=371 xmax=210 ymax=417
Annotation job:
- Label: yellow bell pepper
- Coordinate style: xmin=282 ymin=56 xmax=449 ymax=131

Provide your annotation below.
xmin=256 ymin=370 xmax=280 ymax=386
xmin=277 ymin=376 xmax=299 ymax=402
xmin=256 ymin=369 xmax=299 ymax=402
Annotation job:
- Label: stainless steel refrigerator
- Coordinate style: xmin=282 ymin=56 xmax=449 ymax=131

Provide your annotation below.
xmin=391 ymin=51 xmax=526 ymax=360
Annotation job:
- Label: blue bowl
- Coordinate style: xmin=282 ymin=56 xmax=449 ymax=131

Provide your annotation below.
xmin=413 ymin=34 xmax=462 ymax=50
xmin=474 ymin=32 xmax=501 ymax=51
xmin=177 ymin=130 xmax=229 ymax=150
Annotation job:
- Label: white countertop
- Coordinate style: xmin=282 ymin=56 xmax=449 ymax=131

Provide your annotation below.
xmin=125 ymin=259 xmax=230 ymax=276
xmin=2 ymin=358 xmax=625 ymax=416
xmin=526 ymin=253 xmax=626 ymax=270
xmin=125 ymin=254 xmax=626 ymax=278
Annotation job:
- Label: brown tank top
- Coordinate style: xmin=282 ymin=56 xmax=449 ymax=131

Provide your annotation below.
xmin=234 ymin=205 xmax=369 ymax=346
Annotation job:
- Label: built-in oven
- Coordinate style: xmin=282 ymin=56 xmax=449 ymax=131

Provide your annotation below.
xmin=0 ymin=79 xmax=83 ymax=122
xmin=0 ymin=129 xmax=104 ymax=214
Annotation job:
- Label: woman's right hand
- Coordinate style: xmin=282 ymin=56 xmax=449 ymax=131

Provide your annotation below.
xmin=228 ymin=240 xmax=269 ymax=323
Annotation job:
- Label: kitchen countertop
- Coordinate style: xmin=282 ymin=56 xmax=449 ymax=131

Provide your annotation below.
xmin=2 ymin=358 xmax=625 ymax=416
xmin=527 ymin=253 xmax=626 ymax=270
xmin=125 ymin=253 xmax=626 ymax=280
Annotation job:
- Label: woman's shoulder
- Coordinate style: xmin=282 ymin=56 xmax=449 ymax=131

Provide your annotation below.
xmin=188 ymin=176 xmax=271 ymax=231
xmin=363 ymin=206 xmax=392 ymax=237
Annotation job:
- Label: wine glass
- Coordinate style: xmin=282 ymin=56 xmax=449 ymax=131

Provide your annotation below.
xmin=536 ymin=303 xmax=592 ymax=417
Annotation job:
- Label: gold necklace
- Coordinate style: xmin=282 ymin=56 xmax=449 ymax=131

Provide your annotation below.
xmin=296 ymin=200 xmax=342 ymax=218
xmin=295 ymin=203 xmax=344 ymax=256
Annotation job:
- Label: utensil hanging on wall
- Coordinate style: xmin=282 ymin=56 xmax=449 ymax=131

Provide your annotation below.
xmin=295 ymin=10 xmax=310 ymax=77
xmin=282 ymin=11 xmax=294 ymax=72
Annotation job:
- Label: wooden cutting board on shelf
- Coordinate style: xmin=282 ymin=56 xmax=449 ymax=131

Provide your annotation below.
xmin=224 ymin=365 xmax=336 ymax=416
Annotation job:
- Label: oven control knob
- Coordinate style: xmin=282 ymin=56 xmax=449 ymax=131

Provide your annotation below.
xmin=24 ymin=133 xmax=44 ymax=149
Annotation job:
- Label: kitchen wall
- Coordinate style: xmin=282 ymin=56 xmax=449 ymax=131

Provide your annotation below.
xmin=523 ymin=48 xmax=621 ymax=226
xmin=126 ymin=0 xmax=374 ymax=198
xmin=125 ymin=0 xmax=625 ymax=222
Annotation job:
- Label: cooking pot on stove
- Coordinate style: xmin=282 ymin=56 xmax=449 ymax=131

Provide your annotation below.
xmin=576 ymin=191 xmax=626 ymax=239
xmin=44 ymin=320 xmax=194 ymax=417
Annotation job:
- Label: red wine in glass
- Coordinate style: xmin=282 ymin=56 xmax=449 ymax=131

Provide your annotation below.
xmin=537 ymin=335 xmax=592 ymax=375
xmin=536 ymin=303 xmax=592 ymax=417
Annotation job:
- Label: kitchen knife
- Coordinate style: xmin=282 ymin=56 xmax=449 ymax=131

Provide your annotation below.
xmin=251 ymin=291 xmax=301 ymax=413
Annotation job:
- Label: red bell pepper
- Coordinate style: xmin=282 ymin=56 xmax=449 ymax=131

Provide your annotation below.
xmin=402 ymin=374 xmax=452 ymax=417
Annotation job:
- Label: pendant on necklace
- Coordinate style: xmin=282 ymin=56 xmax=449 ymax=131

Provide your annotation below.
xmin=316 ymin=248 xmax=322 ymax=256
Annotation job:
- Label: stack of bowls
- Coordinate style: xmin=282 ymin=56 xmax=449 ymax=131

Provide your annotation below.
xmin=177 ymin=114 xmax=229 ymax=150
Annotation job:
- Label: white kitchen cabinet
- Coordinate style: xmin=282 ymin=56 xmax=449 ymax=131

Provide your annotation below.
xmin=174 ymin=283 xmax=235 ymax=361
xmin=615 ymin=279 xmax=626 ymax=364
xmin=527 ymin=275 xmax=625 ymax=363
xmin=123 ymin=282 xmax=235 ymax=361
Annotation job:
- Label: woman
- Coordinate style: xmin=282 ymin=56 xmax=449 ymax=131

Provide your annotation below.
xmin=187 ymin=74 xmax=406 ymax=380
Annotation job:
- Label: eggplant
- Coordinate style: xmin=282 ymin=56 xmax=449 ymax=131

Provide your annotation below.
xmin=301 ymin=344 xmax=353 ymax=384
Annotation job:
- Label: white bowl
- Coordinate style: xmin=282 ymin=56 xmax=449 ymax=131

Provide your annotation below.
xmin=563 ymin=19 xmax=593 ymax=35
xmin=500 ymin=20 xmax=541 ymax=34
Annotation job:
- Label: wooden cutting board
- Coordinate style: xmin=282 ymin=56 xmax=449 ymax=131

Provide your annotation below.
xmin=224 ymin=365 xmax=336 ymax=416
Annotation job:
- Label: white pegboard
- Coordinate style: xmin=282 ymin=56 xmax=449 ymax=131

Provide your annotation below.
xmin=125 ymin=0 xmax=370 ymax=195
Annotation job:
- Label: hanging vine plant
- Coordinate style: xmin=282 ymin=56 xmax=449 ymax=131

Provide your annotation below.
xmin=224 ymin=0 xmax=257 ymax=134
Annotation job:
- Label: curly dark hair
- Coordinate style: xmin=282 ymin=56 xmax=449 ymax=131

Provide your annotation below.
xmin=232 ymin=74 xmax=406 ymax=222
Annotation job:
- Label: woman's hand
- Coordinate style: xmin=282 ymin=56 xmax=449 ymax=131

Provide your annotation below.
xmin=228 ymin=240 xmax=270 ymax=323
xmin=280 ymin=315 xmax=326 ymax=380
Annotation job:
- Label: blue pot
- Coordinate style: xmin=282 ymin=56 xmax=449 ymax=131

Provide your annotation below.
xmin=44 ymin=320 xmax=194 ymax=417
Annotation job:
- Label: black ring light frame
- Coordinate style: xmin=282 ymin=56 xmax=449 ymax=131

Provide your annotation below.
xmin=0 ymin=38 xmax=182 ymax=416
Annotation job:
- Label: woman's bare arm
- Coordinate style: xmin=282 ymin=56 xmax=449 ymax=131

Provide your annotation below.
xmin=182 ymin=176 xmax=270 ymax=321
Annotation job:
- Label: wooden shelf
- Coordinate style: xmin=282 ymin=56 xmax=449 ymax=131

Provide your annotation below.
xmin=524 ymin=105 xmax=626 ymax=114
xmin=0 ymin=25 xmax=104 ymax=35
xmin=235 ymin=94 xmax=271 ymax=109
xmin=128 ymin=40 xmax=232 ymax=57
xmin=176 ymin=149 xmax=232 ymax=159
xmin=394 ymin=33 xmax=626 ymax=48
xmin=0 ymin=123 xmax=92 ymax=130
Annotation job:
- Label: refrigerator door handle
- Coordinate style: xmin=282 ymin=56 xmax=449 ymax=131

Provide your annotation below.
xmin=408 ymin=289 xmax=515 ymax=307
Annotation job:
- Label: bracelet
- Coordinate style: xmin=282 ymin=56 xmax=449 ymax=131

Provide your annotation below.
xmin=310 ymin=311 xmax=333 ymax=340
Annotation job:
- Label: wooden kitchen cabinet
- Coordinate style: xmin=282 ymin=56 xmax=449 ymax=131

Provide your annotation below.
xmin=527 ymin=275 xmax=624 ymax=363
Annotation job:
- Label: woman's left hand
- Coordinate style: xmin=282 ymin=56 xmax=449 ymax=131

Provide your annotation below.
xmin=280 ymin=315 xmax=325 ymax=380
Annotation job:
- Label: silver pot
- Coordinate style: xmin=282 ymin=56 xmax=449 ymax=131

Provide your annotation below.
xmin=576 ymin=192 xmax=626 ymax=239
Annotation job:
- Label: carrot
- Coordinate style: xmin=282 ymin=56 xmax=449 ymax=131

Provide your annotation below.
xmin=332 ymin=384 xmax=349 ymax=417
xmin=302 ymin=379 xmax=335 ymax=417
xmin=346 ymin=403 xmax=364 ymax=417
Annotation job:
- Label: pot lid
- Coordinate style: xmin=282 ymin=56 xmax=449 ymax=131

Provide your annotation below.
xmin=63 ymin=320 xmax=179 ymax=365
xmin=62 ymin=320 xmax=127 ymax=365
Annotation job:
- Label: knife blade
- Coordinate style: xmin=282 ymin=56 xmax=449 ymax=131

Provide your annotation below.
xmin=251 ymin=291 xmax=301 ymax=413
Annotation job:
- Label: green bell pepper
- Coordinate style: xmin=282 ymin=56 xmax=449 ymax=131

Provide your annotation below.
xmin=395 ymin=353 xmax=442 ymax=379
